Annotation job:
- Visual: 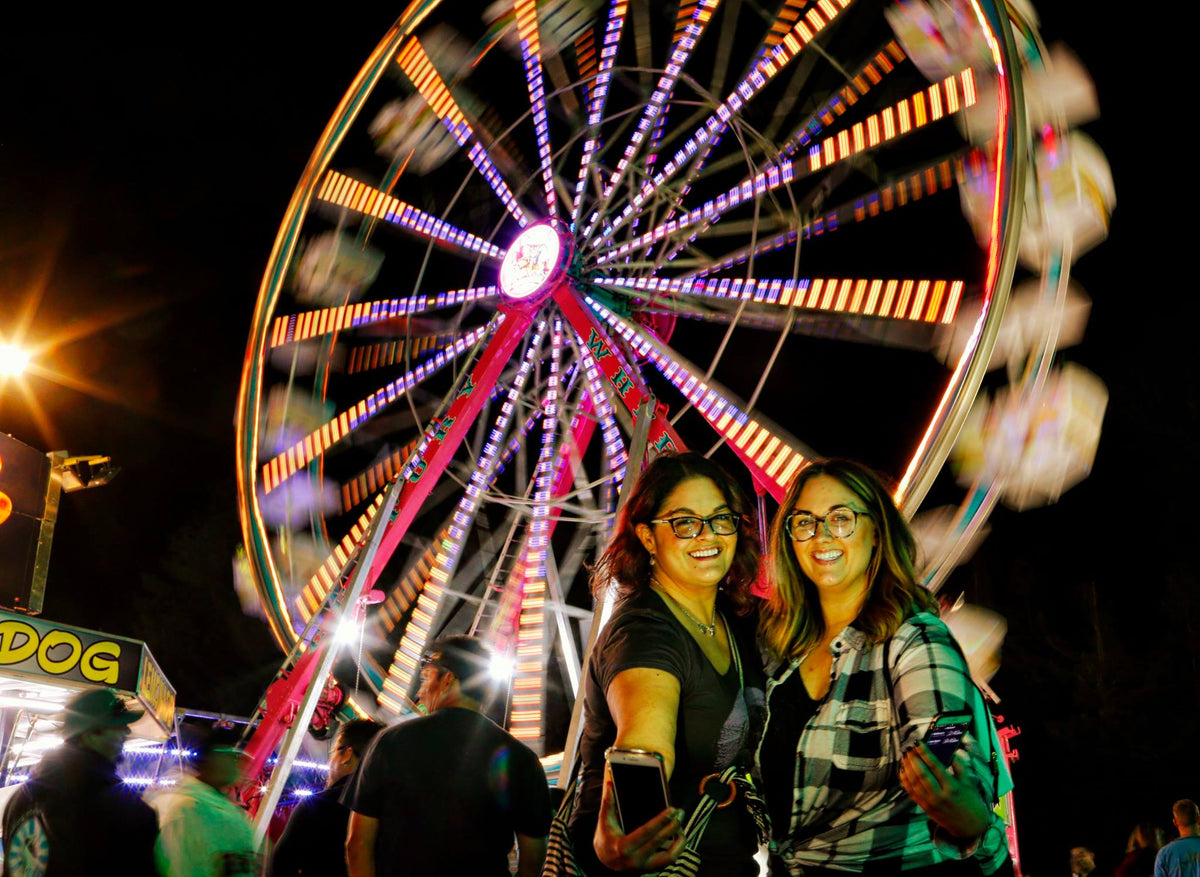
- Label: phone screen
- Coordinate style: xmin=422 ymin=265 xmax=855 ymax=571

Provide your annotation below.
xmin=925 ymin=717 xmax=970 ymax=766
xmin=609 ymin=757 xmax=670 ymax=832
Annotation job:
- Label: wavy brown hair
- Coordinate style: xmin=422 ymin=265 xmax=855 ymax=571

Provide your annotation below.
xmin=590 ymin=452 xmax=760 ymax=615
xmin=760 ymin=458 xmax=937 ymax=660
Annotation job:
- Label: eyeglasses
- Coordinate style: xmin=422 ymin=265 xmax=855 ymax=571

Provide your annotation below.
xmin=648 ymin=513 xmax=742 ymax=539
xmin=419 ymin=654 xmax=443 ymax=671
xmin=785 ymin=508 xmax=869 ymax=541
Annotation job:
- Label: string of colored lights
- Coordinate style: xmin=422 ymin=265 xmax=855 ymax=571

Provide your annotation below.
xmin=593 ymin=68 xmax=977 ymax=266
xmin=295 ymin=492 xmax=387 ymax=620
xmin=509 ymin=319 xmax=562 ymax=746
xmin=371 ymin=404 xmax=541 ymax=642
xmin=585 ymin=295 xmax=807 ymax=501
xmin=569 ymin=0 xmax=629 ymax=224
xmin=395 ymin=37 xmax=529 ymax=228
xmin=316 ymin=170 xmax=505 ymax=258
xmin=341 ymin=437 xmax=420 ymax=513
xmin=592 ymin=275 xmax=965 ymax=325
xmin=261 ymin=325 xmax=490 ymax=495
xmin=379 ymin=322 xmax=550 ymax=714
xmin=582 ymin=0 xmax=721 ymax=240
xmin=346 ymin=334 xmax=458 ymax=374
xmin=653 ymin=38 xmax=907 ymax=267
xmin=590 ymin=0 xmax=854 ymax=248
xmin=269 ymin=286 xmax=498 ymax=347
xmin=682 ymin=154 xmax=964 ymax=280
xmin=514 ymin=0 xmax=557 ymax=217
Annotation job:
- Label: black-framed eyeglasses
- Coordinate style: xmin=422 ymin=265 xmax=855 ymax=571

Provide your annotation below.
xmin=648 ymin=513 xmax=743 ymax=539
xmin=785 ymin=507 xmax=869 ymax=541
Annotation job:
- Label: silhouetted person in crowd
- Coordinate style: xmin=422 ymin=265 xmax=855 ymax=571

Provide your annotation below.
xmin=344 ymin=634 xmax=551 ymax=877
xmin=151 ymin=724 xmax=258 ymax=876
xmin=2 ymin=688 xmax=158 ymax=876
xmin=1072 ymin=846 xmax=1098 ymax=877
xmin=1155 ymin=800 xmax=1200 ymax=877
xmin=1117 ymin=823 xmax=1166 ymax=877
xmin=271 ymin=718 xmax=382 ymax=876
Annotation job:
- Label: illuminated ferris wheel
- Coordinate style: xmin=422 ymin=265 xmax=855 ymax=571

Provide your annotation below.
xmin=236 ymin=0 xmax=1043 ymax=753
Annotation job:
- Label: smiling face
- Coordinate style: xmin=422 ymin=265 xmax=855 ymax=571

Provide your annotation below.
xmin=790 ymin=474 xmax=876 ymax=604
xmin=635 ymin=476 xmax=736 ymax=594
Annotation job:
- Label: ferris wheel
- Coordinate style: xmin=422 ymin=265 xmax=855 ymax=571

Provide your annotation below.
xmin=236 ymin=0 xmax=1037 ymax=754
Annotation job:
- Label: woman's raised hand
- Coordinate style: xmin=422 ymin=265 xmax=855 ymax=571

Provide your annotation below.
xmin=898 ymin=740 xmax=991 ymax=842
xmin=593 ymin=769 xmax=686 ymax=872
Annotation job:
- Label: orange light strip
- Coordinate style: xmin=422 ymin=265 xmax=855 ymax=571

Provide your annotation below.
xmin=261 ymin=327 xmax=488 ymax=495
xmin=270 ymin=287 xmax=496 ymax=348
xmin=316 ymin=169 xmax=506 ymax=258
xmin=294 ymin=493 xmax=387 ymax=621
xmin=595 ymin=275 xmax=964 ymax=324
xmin=341 ymin=438 xmax=421 ymax=514
xmin=807 ymin=68 xmax=977 ymax=173
xmin=395 ymin=38 xmax=529 ymax=226
xmin=346 ymin=334 xmax=457 ymax=374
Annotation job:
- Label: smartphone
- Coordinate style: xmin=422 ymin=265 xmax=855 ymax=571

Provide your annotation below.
xmin=605 ymin=747 xmax=671 ymax=833
xmin=924 ymin=712 xmax=971 ymax=766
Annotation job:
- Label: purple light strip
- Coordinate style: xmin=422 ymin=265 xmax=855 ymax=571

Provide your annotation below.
xmin=588 ymin=0 xmax=854 ymax=249
xmin=515 ymin=0 xmax=558 ymax=217
xmin=575 ymin=333 xmax=628 ymax=489
xmin=395 ymin=39 xmax=529 ymax=228
xmin=381 ymin=321 xmax=548 ymax=703
xmin=581 ymin=0 xmax=721 ymax=241
xmin=317 ymin=170 xmax=505 ymax=258
xmin=570 ymin=0 xmax=629 ymax=224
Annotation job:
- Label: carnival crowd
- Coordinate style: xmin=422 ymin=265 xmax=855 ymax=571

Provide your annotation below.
xmin=1 ymin=454 xmax=1196 ymax=877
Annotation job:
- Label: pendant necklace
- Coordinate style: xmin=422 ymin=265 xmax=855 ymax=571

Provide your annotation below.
xmin=651 ymin=577 xmax=717 ymax=637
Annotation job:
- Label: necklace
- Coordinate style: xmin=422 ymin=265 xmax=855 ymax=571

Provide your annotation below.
xmin=651 ymin=578 xmax=717 ymax=637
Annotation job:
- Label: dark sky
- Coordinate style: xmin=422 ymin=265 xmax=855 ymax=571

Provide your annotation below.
xmin=1 ymin=9 xmax=1196 ymax=876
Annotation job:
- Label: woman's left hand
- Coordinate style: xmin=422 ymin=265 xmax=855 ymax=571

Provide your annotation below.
xmin=898 ymin=741 xmax=991 ymax=842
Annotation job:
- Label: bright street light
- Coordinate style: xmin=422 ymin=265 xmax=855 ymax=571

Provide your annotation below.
xmin=0 ymin=344 xmax=31 ymax=377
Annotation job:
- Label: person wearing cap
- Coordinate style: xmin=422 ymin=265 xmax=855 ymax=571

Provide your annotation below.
xmin=1 ymin=686 xmax=159 ymax=876
xmin=344 ymin=634 xmax=551 ymax=877
xmin=150 ymin=723 xmax=258 ymax=876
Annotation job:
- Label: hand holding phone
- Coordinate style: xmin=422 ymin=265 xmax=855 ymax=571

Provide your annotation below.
xmin=924 ymin=712 xmax=971 ymax=766
xmin=605 ymin=747 xmax=672 ymax=833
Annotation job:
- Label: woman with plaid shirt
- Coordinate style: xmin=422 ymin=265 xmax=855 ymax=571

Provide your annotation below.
xmin=757 ymin=459 xmax=1011 ymax=876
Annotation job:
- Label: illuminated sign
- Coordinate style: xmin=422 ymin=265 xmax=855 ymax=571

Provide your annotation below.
xmin=0 ymin=609 xmax=176 ymax=735
xmin=499 ymin=223 xmax=565 ymax=301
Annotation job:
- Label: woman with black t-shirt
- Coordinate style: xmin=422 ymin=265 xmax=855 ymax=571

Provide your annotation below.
xmin=569 ymin=451 xmax=765 ymax=876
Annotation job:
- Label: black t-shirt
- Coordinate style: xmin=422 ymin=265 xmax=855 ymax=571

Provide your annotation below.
xmin=270 ymin=775 xmax=352 ymax=876
xmin=570 ymin=589 xmax=765 ymax=876
xmin=759 ymin=664 xmax=818 ymax=838
xmin=344 ymin=708 xmax=551 ymax=876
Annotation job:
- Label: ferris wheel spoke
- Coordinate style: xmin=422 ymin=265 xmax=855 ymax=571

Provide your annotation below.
xmin=570 ymin=0 xmax=630 ymax=223
xmin=594 ymin=275 xmax=965 ymax=327
xmin=581 ymin=0 xmax=722 ymax=242
xmin=507 ymin=318 xmax=563 ymax=746
xmin=593 ymin=67 xmax=980 ymax=266
xmin=316 ymin=170 xmax=506 ymax=260
xmin=373 ymin=401 xmax=541 ymax=644
xmin=585 ymin=294 xmax=812 ymax=500
xmin=514 ymin=0 xmax=559 ymax=217
xmin=269 ymin=285 xmax=498 ymax=347
xmin=260 ymin=324 xmax=491 ymax=496
xmin=345 ymin=334 xmax=458 ymax=374
xmin=591 ymin=0 xmax=855 ymax=248
xmin=377 ymin=319 xmax=551 ymax=712
xmin=395 ymin=37 xmax=530 ymax=228
xmin=553 ymin=287 xmax=686 ymax=457
xmin=293 ymin=492 xmax=388 ymax=622
xmin=575 ymin=336 xmax=628 ymax=488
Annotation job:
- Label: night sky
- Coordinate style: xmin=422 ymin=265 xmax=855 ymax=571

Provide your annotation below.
xmin=1 ymin=8 xmax=1196 ymax=876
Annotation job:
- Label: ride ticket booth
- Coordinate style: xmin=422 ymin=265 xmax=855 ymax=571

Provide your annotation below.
xmin=0 ymin=609 xmax=177 ymax=812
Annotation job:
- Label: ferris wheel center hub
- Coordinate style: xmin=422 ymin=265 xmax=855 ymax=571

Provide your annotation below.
xmin=498 ymin=221 xmax=573 ymax=304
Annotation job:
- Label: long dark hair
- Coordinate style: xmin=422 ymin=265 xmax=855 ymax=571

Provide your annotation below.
xmin=760 ymin=458 xmax=937 ymax=659
xmin=590 ymin=452 xmax=760 ymax=614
